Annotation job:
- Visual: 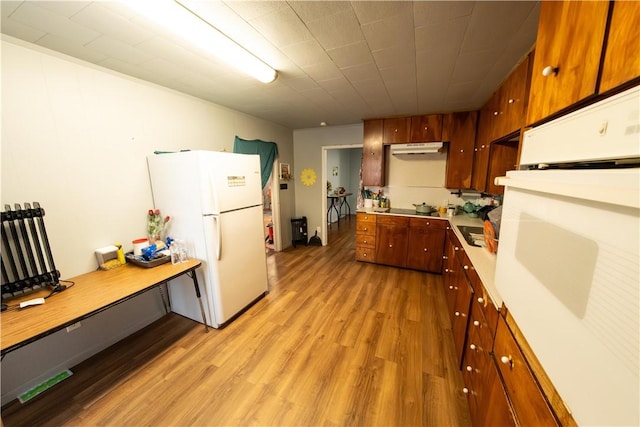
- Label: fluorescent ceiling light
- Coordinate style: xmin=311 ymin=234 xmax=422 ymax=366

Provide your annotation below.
xmin=123 ymin=0 xmax=278 ymax=83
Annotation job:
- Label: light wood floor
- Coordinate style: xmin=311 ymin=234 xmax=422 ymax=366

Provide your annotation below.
xmin=1 ymin=215 xmax=471 ymax=426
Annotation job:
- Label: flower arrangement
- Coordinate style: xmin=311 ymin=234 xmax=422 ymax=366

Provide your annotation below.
xmin=147 ymin=209 xmax=171 ymax=243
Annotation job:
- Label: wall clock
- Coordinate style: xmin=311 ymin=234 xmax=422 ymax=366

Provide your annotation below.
xmin=300 ymin=168 xmax=317 ymax=186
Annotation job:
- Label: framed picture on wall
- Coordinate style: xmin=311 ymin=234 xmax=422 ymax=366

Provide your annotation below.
xmin=280 ymin=163 xmax=291 ymax=181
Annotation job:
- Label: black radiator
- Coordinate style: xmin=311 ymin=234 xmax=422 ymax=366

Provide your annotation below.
xmin=1 ymin=202 xmax=60 ymax=300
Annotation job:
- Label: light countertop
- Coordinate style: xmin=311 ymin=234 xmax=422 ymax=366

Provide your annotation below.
xmin=357 ymin=208 xmax=502 ymax=308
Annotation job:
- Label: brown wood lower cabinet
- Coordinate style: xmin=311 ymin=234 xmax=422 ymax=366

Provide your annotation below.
xmin=463 ymin=299 xmax=516 ymax=427
xmin=355 ymin=213 xmax=377 ymax=262
xmin=443 ymin=228 xmax=473 ymax=365
xmin=356 ymin=214 xmax=446 ymax=272
xmin=406 ymin=217 xmax=446 ymax=272
xmin=494 ymin=315 xmax=559 ymax=426
xmin=375 ymin=215 xmax=409 ymax=267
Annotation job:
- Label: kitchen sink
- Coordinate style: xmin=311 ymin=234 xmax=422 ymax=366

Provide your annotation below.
xmin=457 ymin=225 xmax=485 ymax=247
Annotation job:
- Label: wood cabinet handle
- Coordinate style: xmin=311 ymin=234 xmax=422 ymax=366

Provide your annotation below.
xmin=473 ymin=320 xmax=480 ymax=327
xmin=363 ymin=253 xmax=367 ymax=257
xmin=477 ymin=297 xmax=484 ymax=303
xmin=454 ymin=311 xmax=460 ymax=317
xmin=454 ymin=246 xmax=459 ymax=251
xmin=462 ymin=387 xmax=469 ymax=394
xmin=423 ymin=248 xmax=428 ymax=252
xmin=542 ymin=65 xmax=559 ymax=77
xmin=463 ymin=265 xmax=469 ymax=270
xmin=508 ymin=98 xmax=515 ymax=104
xmin=469 ymin=344 xmax=476 ymax=350
xmin=466 ymin=365 xmax=473 ymax=372
xmin=388 ymin=244 xmax=393 ymax=248
xmin=363 ymin=227 xmax=368 ymax=231
xmin=448 ymin=285 xmax=454 ymax=290
xmin=363 ymin=240 xmax=368 ymax=244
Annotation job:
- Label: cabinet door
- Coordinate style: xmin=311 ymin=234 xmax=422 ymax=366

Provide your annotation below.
xmin=406 ymin=218 xmax=446 ymax=272
xmin=383 ymin=117 xmax=411 ymax=144
xmin=410 ymin=114 xmax=443 ymax=142
xmin=362 ymin=120 xmax=385 ymax=186
xmin=494 ymin=316 xmax=559 ymax=426
xmin=442 ymin=230 xmax=459 ymax=314
xmin=471 ymin=140 xmax=490 ymax=192
xmin=484 ymin=140 xmax=519 ymax=195
xmin=375 ymin=216 xmax=409 ymax=267
xmin=600 ymin=1 xmax=640 ymax=93
xmin=451 ymin=279 xmax=473 ymax=365
xmin=444 ymin=111 xmax=478 ymax=189
xmin=526 ymin=1 xmax=609 ymax=125
xmin=501 ymin=55 xmax=530 ymax=137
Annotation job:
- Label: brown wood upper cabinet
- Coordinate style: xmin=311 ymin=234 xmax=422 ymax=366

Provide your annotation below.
xmin=526 ymin=1 xmax=609 ymax=126
xmin=410 ymin=114 xmax=443 ymax=142
xmin=600 ymin=1 xmax=640 ymax=93
xmin=443 ymin=111 xmax=477 ymax=190
xmin=382 ymin=117 xmax=411 ymax=144
xmin=362 ymin=119 xmax=385 ymax=186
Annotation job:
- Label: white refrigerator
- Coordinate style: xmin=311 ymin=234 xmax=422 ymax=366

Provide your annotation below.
xmin=147 ymin=150 xmax=268 ymax=328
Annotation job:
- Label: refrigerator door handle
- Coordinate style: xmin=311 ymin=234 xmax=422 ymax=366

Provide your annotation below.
xmin=214 ymin=215 xmax=222 ymax=260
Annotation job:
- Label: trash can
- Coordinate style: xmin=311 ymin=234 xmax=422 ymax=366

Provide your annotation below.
xmin=291 ymin=216 xmax=308 ymax=247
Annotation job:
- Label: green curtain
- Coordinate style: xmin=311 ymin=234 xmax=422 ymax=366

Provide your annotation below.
xmin=233 ymin=136 xmax=279 ymax=189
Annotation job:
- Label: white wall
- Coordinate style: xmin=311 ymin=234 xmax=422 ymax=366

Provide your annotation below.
xmin=293 ymin=124 xmax=363 ymax=235
xmin=0 ymin=36 xmax=294 ymax=403
xmin=326 ymin=148 xmax=360 ymax=223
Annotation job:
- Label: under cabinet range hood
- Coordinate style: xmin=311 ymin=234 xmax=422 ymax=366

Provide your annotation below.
xmin=390 ymin=142 xmax=444 ymax=155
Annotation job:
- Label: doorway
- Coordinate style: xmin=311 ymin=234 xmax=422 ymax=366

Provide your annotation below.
xmin=321 ymin=144 xmax=363 ymax=245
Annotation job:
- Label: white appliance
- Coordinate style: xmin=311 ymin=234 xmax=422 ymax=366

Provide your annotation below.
xmin=494 ymin=86 xmax=640 ymax=426
xmin=147 ymin=150 xmax=268 ymax=328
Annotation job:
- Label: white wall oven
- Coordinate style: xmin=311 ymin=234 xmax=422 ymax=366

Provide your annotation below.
xmin=495 ymin=86 xmax=639 ymax=426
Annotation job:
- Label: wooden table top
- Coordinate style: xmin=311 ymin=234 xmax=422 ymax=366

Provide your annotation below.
xmin=1 ymin=259 xmax=201 ymax=355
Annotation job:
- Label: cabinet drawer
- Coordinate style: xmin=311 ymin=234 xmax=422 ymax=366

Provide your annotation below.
xmin=377 ymin=215 xmax=409 ymax=227
xmin=355 ymin=247 xmax=376 ymax=263
xmin=356 ymin=212 xmax=377 ymax=224
xmin=494 ymin=316 xmax=558 ymax=426
xmin=356 ymin=221 xmax=377 ymax=235
xmin=408 ymin=217 xmax=447 ymax=229
xmin=355 ymin=234 xmax=375 ymax=248
xmin=468 ymin=298 xmax=494 ymax=351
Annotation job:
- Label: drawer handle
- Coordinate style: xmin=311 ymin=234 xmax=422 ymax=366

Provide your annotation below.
xmin=423 ymin=248 xmax=428 ymax=252
xmin=454 ymin=246 xmax=459 ymax=251
xmin=363 ymin=227 xmax=368 ymax=231
xmin=454 ymin=311 xmax=460 ymax=317
xmin=363 ymin=253 xmax=367 ymax=257
xmin=466 ymin=365 xmax=473 ymax=372
xmin=542 ymin=65 xmax=559 ymax=77
xmin=462 ymin=387 xmax=469 ymax=394
xmin=501 ymin=355 xmax=514 ymax=369
xmin=473 ymin=320 xmax=480 ymax=327
xmin=389 ymin=244 xmax=393 ymax=248
xmin=443 ymin=255 xmax=448 ymax=260
xmin=463 ymin=265 xmax=469 ymax=270
xmin=363 ymin=240 xmax=368 ymax=244
xmin=448 ymin=285 xmax=454 ymax=290
xmin=469 ymin=344 xmax=477 ymax=350
xmin=477 ymin=297 xmax=484 ymax=304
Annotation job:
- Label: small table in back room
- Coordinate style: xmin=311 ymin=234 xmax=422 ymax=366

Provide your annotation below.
xmin=327 ymin=192 xmax=352 ymax=226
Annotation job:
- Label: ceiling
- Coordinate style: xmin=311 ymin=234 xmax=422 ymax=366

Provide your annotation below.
xmin=0 ymin=1 xmax=540 ymax=130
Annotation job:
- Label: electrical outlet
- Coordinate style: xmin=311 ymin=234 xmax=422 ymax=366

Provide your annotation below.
xmin=66 ymin=322 xmax=81 ymax=333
